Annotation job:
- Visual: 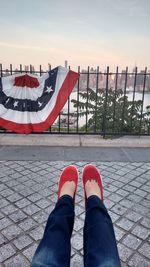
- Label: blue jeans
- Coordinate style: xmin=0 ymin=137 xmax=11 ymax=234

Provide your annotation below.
xmin=31 ymin=195 xmax=121 ymax=267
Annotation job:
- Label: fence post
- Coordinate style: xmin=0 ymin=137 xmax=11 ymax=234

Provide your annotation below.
xmin=94 ymin=66 xmax=99 ymax=133
xmin=76 ymin=66 xmax=80 ymax=133
xmin=130 ymin=67 xmax=137 ymax=131
xmin=85 ymin=66 xmax=90 ymax=132
xmin=0 ymin=63 xmax=2 ymax=77
xmin=112 ymin=66 xmax=118 ymax=134
xmin=139 ymin=67 xmax=147 ymax=134
xmin=102 ymin=66 xmax=109 ymax=138
xmin=121 ymin=67 xmax=128 ymax=133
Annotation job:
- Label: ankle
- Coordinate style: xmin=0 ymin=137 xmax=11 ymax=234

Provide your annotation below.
xmin=85 ymin=180 xmax=102 ymax=200
xmin=60 ymin=181 xmax=76 ymax=198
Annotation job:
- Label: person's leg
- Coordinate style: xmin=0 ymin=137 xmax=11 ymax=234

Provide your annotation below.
xmin=31 ymin=194 xmax=74 ymax=267
xmin=31 ymin=170 xmax=78 ymax=267
xmin=84 ymin=181 xmax=121 ymax=267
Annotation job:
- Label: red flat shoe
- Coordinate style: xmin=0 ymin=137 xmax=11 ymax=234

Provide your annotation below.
xmin=82 ymin=164 xmax=104 ymax=203
xmin=58 ymin=165 xmax=78 ymax=201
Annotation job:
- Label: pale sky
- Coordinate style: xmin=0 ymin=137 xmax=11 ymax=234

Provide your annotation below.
xmin=0 ymin=0 xmax=150 ymax=70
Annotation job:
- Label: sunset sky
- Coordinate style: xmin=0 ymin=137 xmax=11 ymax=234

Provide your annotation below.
xmin=0 ymin=0 xmax=150 ymax=71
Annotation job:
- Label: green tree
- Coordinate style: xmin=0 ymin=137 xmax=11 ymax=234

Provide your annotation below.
xmin=71 ymin=88 xmax=148 ymax=134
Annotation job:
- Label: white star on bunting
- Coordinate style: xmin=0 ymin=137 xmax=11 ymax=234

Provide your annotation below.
xmin=38 ymin=101 xmax=43 ymax=107
xmin=45 ymin=86 xmax=53 ymax=93
xmin=13 ymin=101 xmax=18 ymax=108
xmin=5 ymin=98 xmax=10 ymax=104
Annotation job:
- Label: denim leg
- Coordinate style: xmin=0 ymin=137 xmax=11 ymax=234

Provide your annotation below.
xmin=31 ymin=195 xmax=74 ymax=267
xmin=84 ymin=196 xmax=121 ymax=267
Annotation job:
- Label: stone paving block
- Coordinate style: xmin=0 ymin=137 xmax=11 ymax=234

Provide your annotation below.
xmin=116 ymin=218 xmax=135 ymax=231
xmin=0 ymin=189 xmax=14 ymax=197
xmin=0 ymin=233 xmax=7 ymax=246
xmin=111 ymin=204 xmax=127 ymax=216
xmin=19 ymin=218 xmax=37 ymax=231
xmin=114 ymin=226 xmax=126 ymax=242
xmin=108 ymin=193 xmax=122 ymax=203
xmin=132 ymin=225 xmax=150 ymax=240
xmin=75 ymin=205 xmax=84 ymax=216
xmin=19 ymin=188 xmax=35 ymax=197
xmin=22 ymin=243 xmax=38 ymax=262
xmin=4 ymin=253 xmax=30 ymax=267
xmin=123 ymin=184 xmax=136 ymax=193
xmin=0 ymin=212 xmax=3 ymax=220
xmin=147 ymin=180 xmax=150 ymax=186
xmin=14 ymin=184 xmax=28 ymax=192
xmin=9 ymin=210 xmax=27 ymax=223
xmin=121 ymin=262 xmax=129 ymax=267
xmin=0 ymin=199 xmax=10 ymax=209
xmin=79 ymin=213 xmax=85 ymax=221
xmin=32 ymin=183 xmax=47 ymax=192
xmin=47 ymin=193 xmax=58 ymax=204
xmin=0 ymin=184 xmax=8 ymax=192
xmin=141 ymin=198 xmax=150 ymax=208
xmin=6 ymin=180 xmax=19 ymax=187
xmin=15 ymin=198 xmax=32 ymax=209
xmin=13 ymin=234 xmax=33 ymax=250
xmin=74 ymin=218 xmax=84 ymax=232
xmin=106 ymin=184 xmax=118 ymax=193
xmin=36 ymin=198 xmax=50 ymax=209
xmin=130 ymin=180 xmax=142 ymax=188
xmin=108 ymin=211 xmax=120 ymax=223
xmin=133 ymin=203 xmax=149 ymax=216
xmin=110 ymin=174 xmax=123 ymax=181
xmin=119 ymin=199 xmax=134 ymax=209
xmin=50 ymin=184 xmax=58 ymax=192
xmin=0 ymin=217 xmax=12 ymax=231
xmin=118 ymin=243 xmax=133 ymax=262
xmin=127 ymin=193 xmax=142 ymax=203
xmin=1 ymin=204 xmax=18 ymax=215
xmin=134 ymin=189 xmax=148 ymax=198
xmin=122 ymin=234 xmax=142 ymax=249
xmin=38 ymin=188 xmax=53 ymax=197
xmin=128 ymin=253 xmax=150 ymax=267
xmin=138 ymin=243 xmax=150 ymax=260
xmin=145 ymin=194 xmax=150 ymax=200
xmin=72 ymin=233 xmax=83 ymax=251
xmin=33 ymin=210 xmax=49 ymax=224
xmin=112 ymin=180 xmax=124 ymax=188
xmin=29 ymin=226 xmax=44 ymax=241
xmin=18 ymin=169 xmax=31 ymax=176
xmin=2 ymin=225 xmax=22 ymax=240
xmin=70 ymin=254 xmax=83 ymax=267
xmin=104 ymin=199 xmax=115 ymax=209
xmin=23 ymin=203 xmax=41 ymax=216
xmin=121 ymin=173 xmax=136 ymax=181
xmin=23 ymin=180 xmax=37 ymax=188
xmin=117 ymin=189 xmax=130 ymax=197
xmin=27 ymin=192 xmax=42 ymax=202
xmin=140 ymin=217 xmax=150 ymax=228
xmin=7 ymin=193 xmax=23 ymax=203
xmin=0 ymin=243 xmax=16 ymax=262
xmin=125 ymin=211 xmax=142 ymax=223
xmin=140 ymin=184 xmax=150 ymax=193
xmin=44 ymin=204 xmax=55 ymax=215
xmin=136 ymin=177 xmax=148 ymax=184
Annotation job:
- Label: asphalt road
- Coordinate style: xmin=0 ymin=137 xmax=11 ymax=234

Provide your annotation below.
xmin=0 ymin=146 xmax=150 ymax=162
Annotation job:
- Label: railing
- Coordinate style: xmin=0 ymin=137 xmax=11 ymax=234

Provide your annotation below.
xmin=0 ymin=64 xmax=150 ymax=136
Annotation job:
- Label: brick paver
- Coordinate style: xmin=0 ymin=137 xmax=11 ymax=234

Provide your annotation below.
xmin=0 ymin=161 xmax=150 ymax=267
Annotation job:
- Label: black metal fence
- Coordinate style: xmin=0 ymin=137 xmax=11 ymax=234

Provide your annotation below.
xmin=0 ymin=64 xmax=150 ymax=136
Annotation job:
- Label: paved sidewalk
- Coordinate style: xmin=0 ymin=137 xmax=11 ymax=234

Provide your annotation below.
xmin=0 ymin=134 xmax=150 ymax=147
xmin=0 ymin=160 xmax=150 ymax=267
